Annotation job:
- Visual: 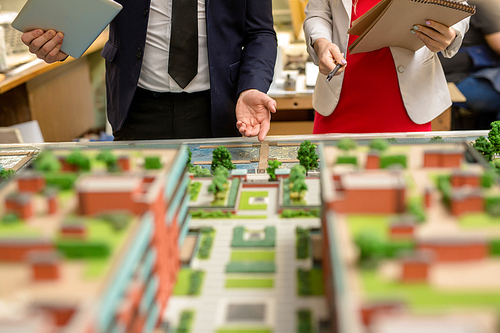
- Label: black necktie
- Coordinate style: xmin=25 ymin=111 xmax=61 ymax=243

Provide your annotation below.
xmin=168 ymin=0 xmax=198 ymax=89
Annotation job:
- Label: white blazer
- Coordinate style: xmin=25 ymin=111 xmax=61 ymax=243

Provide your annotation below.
xmin=303 ymin=0 xmax=470 ymax=124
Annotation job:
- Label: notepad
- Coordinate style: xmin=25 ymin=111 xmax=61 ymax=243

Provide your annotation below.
xmin=348 ymin=0 xmax=475 ymax=54
xmin=11 ymin=0 xmax=122 ymax=58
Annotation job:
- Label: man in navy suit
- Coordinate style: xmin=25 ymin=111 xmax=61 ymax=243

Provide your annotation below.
xmin=21 ymin=0 xmax=277 ymax=141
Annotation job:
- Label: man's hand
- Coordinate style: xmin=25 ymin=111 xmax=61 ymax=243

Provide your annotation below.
xmin=411 ymin=20 xmax=457 ymax=53
xmin=235 ymin=89 xmax=277 ymax=142
xmin=21 ymin=29 xmax=68 ymax=63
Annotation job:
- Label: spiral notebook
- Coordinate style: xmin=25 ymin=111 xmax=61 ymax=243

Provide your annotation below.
xmin=11 ymin=0 xmax=122 ymax=58
xmin=348 ymin=0 xmax=476 ymax=54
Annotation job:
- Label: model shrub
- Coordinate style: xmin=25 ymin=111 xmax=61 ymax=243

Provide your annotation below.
xmin=44 ymin=173 xmax=79 ymax=190
xmin=227 ymin=178 xmax=240 ymax=207
xmin=1 ymin=213 xmax=20 ymax=225
xmin=281 ymin=208 xmax=320 ymax=218
xmin=177 ymin=310 xmax=195 ymax=333
xmin=297 ymin=310 xmax=312 ymax=333
xmin=297 ymin=269 xmax=312 ymax=295
xmin=190 ymin=210 xmax=232 ymax=219
xmin=267 ymin=160 xmax=282 ymax=181
xmin=336 ymin=156 xmax=357 ymax=165
xmin=383 ymin=241 xmax=415 ymax=258
xmin=57 ymin=240 xmax=110 ymax=258
xmin=98 ymin=212 xmax=131 ymax=231
xmin=436 ymin=175 xmax=452 ymax=206
xmin=369 ymin=138 xmax=389 ymax=152
xmin=380 ymin=155 xmax=407 ymax=169
xmin=226 ymin=261 xmax=276 ymax=273
xmin=189 ymin=165 xmax=212 ymax=177
xmin=473 ymin=136 xmax=495 ymax=162
xmin=481 ymin=171 xmax=496 ymax=188
xmin=66 ymin=150 xmax=91 ymax=171
xmin=296 ymin=227 xmax=310 ymax=259
xmin=188 ymin=182 xmax=202 ymax=201
xmin=0 ymin=169 xmax=15 ymax=180
xmin=407 ymin=200 xmax=426 ymax=223
xmin=144 ymin=156 xmax=162 ymax=169
xmin=354 ymin=231 xmax=385 ymax=267
xmin=188 ymin=270 xmax=204 ymax=295
xmin=198 ymin=229 xmax=215 ymax=259
xmin=486 ymin=197 xmax=500 ymax=217
xmin=488 ymin=120 xmax=500 ymax=154
xmin=489 ymin=239 xmax=500 ymax=256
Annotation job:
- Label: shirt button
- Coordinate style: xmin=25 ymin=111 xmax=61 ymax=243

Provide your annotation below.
xmin=136 ymin=50 xmax=142 ymax=59
xmin=143 ymin=8 xmax=149 ymax=17
xmin=397 ymin=65 xmax=405 ymax=73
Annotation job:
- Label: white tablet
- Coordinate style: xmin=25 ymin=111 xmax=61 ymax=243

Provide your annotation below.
xmin=11 ymin=0 xmax=122 ymax=58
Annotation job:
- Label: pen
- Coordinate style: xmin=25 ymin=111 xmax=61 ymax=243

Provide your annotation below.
xmin=326 ymin=63 xmax=343 ymax=82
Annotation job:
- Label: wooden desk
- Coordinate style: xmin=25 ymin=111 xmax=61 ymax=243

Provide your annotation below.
xmin=0 ymin=32 xmax=108 ymax=142
xmin=268 ymin=92 xmax=314 ymax=136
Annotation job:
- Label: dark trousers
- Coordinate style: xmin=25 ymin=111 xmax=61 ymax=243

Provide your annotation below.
xmin=113 ymin=87 xmax=213 ymax=140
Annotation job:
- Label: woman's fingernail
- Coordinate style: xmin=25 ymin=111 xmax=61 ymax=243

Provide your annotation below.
xmin=411 ymin=30 xmax=416 ymax=34
xmin=413 ymin=25 xmax=419 ymax=30
xmin=426 ymin=20 xmax=431 ymax=25
xmin=341 ymin=59 xmax=347 ymax=65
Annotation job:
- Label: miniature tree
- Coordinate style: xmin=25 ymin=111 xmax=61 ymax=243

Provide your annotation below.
xmin=213 ymin=166 xmax=230 ymax=178
xmin=267 ymin=160 xmax=282 ymax=181
xmin=337 ymin=138 xmax=357 ymax=154
xmin=0 ymin=167 xmax=15 ymax=180
xmin=289 ymin=164 xmax=306 ymax=184
xmin=208 ymin=171 xmax=229 ymax=200
xmin=297 ymin=140 xmax=318 ymax=175
xmin=33 ymin=150 xmax=61 ymax=173
xmin=473 ymin=136 xmax=495 ymax=162
xmin=96 ymin=150 xmax=119 ymax=172
xmin=369 ymin=138 xmax=389 ymax=153
xmin=191 ymin=165 xmax=212 ymax=177
xmin=186 ymin=147 xmax=194 ymax=171
xmin=66 ymin=150 xmax=91 ymax=171
xmin=211 ymin=146 xmax=235 ymax=172
xmin=291 ymin=178 xmax=308 ymax=201
xmin=144 ymin=156 xmax=162 ymax=169
xmin=488 ymin=120 xmax=500 ymax=154
xmin=429 ymin=136 xmax=444 ymax=143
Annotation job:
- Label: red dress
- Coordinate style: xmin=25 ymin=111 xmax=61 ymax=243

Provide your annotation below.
xmin=313 ymin=0 xmax=431 ymax=134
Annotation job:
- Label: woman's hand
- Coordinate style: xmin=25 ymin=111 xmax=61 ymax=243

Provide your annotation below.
xmin=313 ymin=38 xmax=347 ymax=76
xmin=411 ymin=20 xmax=457 ymax=53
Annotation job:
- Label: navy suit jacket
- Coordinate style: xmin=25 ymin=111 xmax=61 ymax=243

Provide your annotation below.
xmin=101 ymin=0 xmax=277 ymax=138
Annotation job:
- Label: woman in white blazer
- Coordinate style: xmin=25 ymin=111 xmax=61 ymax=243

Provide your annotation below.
xmin=303 ymin=0 xmax=470 ymax=133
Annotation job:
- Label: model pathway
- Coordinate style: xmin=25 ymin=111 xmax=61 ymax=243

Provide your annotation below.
xmin=164 ymin=187 xmax=327 ymax=333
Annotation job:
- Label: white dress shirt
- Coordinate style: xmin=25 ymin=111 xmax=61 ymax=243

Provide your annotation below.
xmin=137 ymin=0 xmax=210 ymax=93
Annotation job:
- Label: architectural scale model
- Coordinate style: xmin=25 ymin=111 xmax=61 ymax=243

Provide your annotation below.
xmin=0 ymin=146 xmax=191 ymax=333
xmin=0 ymin=132 xmax=498 ymax=333
xmin=319 ymin=139 xmax=500 ymax=333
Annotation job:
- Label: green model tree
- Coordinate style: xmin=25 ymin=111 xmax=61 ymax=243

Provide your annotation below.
xmin=33 ymin=150 xmax=61 ymax=173
xmin=291 ymin=177 xmax=308 ymax=201
xmin=66 ymin=149 xmax=91 ymax=171
xmin=0 ymin=168 xmax=15 ymax=179
xmin=208 ymin=167 xmax=229 ymax=200
xmin=488 ymin=120 xmax=500 ymax=154
xmin=267 ymin=160 xmax=282 ymax=181
xmin=337 ymin=138 xmax=357 ymax=153
xmin=186 ymin=147 xmax=193 ymax=170
xmin=190 ymin=165 xmax=212 ymax=177
xmin=211 ymin=146 xmax=235 ymax=172
xmin=473 ymin=136 xmax=495 ymax=162
xmin=369 ymin=138 xmax=389 ymax=153
xmin=297 ymin=140 xmax=318 ymax=175
xmin=96 ymin=150 xmax=119 ymax=172
xmin=289 ymin=164 xmax=306 ymax=184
